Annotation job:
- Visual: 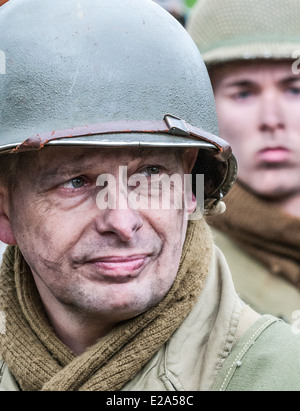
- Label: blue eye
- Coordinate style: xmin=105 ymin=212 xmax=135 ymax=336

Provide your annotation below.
xmin=288 ymin=87 xmax=300 ymax=95
xmin=234 ymin=90 xmax=252 ymax=99
xmin=142 ymin=166 xmax=161 ymax=176
xmin=62 ymin=176 xmax=86 ymax=189
xmin=71 ymin=177 xmax=85 ymax=188
xmin=147 ymin=166 xmax=160 ymax=175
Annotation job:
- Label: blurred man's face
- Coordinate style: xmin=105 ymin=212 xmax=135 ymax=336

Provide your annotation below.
xmin=210 ymin=60 xmax=300 ymax=199
xmin=0 ymin=146 xmax=197 ymax=326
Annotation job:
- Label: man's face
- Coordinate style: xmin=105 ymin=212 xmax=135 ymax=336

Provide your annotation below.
xmin=210 ymin=60 xmax=300 ymax=199
xmin=2 ymin=146 xmax=197 ymax=324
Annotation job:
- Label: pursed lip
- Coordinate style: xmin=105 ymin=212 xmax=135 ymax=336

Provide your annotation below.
xmin=256 ymin=146 xmax=292 ymax=163
xmin=81 ymin=254 xmax=151 ymax=280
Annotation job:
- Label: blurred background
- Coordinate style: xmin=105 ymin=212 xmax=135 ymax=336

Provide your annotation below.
xmin=153 ymin=0 xmax=198 ymax=26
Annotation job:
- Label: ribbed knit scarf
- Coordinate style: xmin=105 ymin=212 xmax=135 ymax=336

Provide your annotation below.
xmin=0 ymin=219 xmax=213 ymax=391
xmin=209 ymin=182 xmax=300 ymax=288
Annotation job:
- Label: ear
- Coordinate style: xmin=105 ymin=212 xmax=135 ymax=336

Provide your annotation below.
xmin=0 ymin=187 xmax=17 ymax=245
xmin=182 ymin=148 xmax=199 ymax=174
xmin=182 ymin=149 xmax=199 ymax=214
xmin=186 ymin=191 xmax=197 ymax=214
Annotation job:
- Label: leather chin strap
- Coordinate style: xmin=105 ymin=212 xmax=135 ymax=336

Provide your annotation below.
xmin=11 ymin=114 xmax=232 ymax=162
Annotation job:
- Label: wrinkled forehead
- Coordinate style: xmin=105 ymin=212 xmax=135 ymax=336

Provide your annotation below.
xmin=15 ymin=145 xmax=187 ymax=176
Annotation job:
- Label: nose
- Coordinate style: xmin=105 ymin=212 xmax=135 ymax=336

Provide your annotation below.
xmin=96 ymin=207 xmax=143 ymax=242
xmin=95 ymin=184 xmax=143 ymax=242
xmin=259 ymin=90 xmax=285 ymax=133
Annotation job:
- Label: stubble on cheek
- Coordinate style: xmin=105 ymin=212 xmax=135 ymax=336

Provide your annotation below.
xmin=154 ymin=210 xmax=187 ymax=291
xmin=9 ymin=187 xmax=71 ymax=284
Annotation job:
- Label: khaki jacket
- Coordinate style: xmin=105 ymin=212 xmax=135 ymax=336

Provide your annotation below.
xmin=212 ymin=228 xmax=300 ymax=323
xmin=1 ymin=246 xmax=300 ymax=391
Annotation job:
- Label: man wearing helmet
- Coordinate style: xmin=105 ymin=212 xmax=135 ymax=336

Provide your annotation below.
xmin=0 ymin=0 xmax=299 ymax=392
xmin=187 ymin=0 xmax=300 ymax=323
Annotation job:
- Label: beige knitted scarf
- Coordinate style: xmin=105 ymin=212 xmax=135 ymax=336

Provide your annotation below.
xmin=0 ymin=219 xmax=213 ymax=391
xmin=209 ymin=182 xmax=300 ymax=288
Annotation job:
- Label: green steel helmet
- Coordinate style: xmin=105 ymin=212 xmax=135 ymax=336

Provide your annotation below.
xmin=0 ymin=0 xmax=237 ymax=210
xmin=187 ymin=0 xmax=300 ymax=66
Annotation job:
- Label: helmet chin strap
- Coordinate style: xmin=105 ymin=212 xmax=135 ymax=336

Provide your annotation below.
xmin=0 ymin=0 xmax=9 ymax=7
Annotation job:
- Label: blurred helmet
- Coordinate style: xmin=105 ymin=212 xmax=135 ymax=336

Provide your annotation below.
xmin=187 ymin=0 xmax=300 ymax=66
xmin=0 ymin=0 xmax=237 ymax=210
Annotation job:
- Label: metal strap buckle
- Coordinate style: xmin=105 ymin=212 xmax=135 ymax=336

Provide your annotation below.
xmin=164 ymin=114 xmax=190 ymax=136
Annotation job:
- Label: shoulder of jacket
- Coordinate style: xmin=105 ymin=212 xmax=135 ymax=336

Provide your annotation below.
xmin=210 ymin=228 xmax=262 ymax=269
xmin=211 ymin=227 xmax=300 ymax=323
xmin=212 ymin=315 xmax=300 ymax=391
